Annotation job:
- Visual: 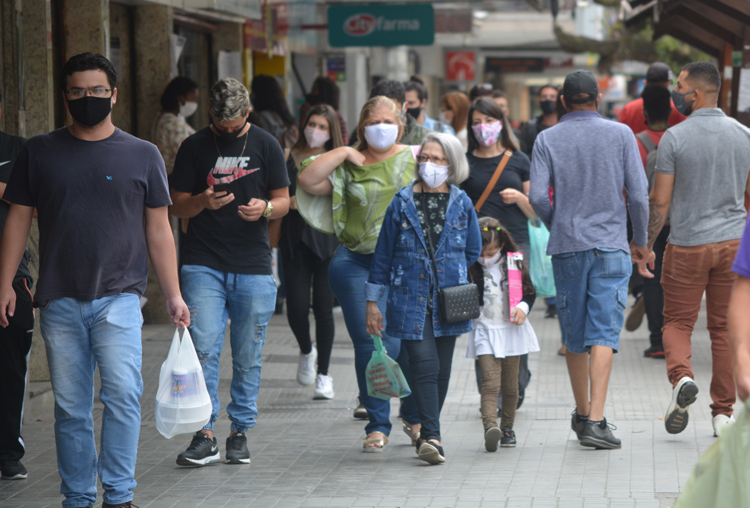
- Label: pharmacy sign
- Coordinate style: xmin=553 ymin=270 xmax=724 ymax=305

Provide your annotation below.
xmin=328 ymin=4 xmax=434 ymax=47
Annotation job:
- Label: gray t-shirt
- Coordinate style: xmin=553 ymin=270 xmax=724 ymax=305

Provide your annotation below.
xmin=3 ymin=127 xmax=172 ymax=302
xmin=656 ymin=108 xmax=750 ymax=247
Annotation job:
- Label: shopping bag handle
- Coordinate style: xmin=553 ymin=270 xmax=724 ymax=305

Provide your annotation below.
xmin=371 ymin=334 xmax=386 ymax=354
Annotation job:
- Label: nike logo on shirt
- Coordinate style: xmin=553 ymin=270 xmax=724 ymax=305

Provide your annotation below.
xmin=206 ymin=156 xmax=260 ymax=186
xmin=0 ymin=161 xmax=10 ymax=167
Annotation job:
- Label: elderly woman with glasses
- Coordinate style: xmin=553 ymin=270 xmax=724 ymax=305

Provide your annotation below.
xmin=365 ymin=132 xmax=481 ymax=465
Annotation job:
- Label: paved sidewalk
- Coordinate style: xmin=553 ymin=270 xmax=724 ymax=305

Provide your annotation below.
xmin=1 ymin=298 xmax=738 ymax=508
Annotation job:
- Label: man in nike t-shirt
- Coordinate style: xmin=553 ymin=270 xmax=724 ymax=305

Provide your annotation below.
xmin=170 ymin=77 xmax=290 ymax=467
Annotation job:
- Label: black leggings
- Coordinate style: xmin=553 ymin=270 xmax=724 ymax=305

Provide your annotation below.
xmin=282 ymin=242 xmax=335 ymax=376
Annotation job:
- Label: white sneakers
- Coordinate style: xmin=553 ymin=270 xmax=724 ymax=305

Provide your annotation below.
xmin=296 ymin=347 xmax=317 ymax=386
xmin=664 ymin=376 xmax=699 ymax=434
xmin=712 ymin=414 xmax=735 ymax=437
xmin=313 ymin=374 xmax=335 ymax=400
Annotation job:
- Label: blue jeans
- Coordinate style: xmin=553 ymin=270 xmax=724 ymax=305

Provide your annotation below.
xmin=328 ymin=247 xmax=419 ymax=436
xmin=40 ymin=294 xmax=143 ymax=508
xmin=403 ymin=317 xmax=456 ymax=442
xmin=181 ymin=265 xmax=276 ymax=433
xmin=552 ymin=248 xmax=631 ymax=354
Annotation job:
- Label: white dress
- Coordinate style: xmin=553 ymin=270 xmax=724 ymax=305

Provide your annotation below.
xmin=466 ymin=260 xmax=540 ymax=359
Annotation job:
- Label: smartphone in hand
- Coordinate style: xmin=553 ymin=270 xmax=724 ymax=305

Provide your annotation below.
xmin=213 ymin=183 xmax=230 ymax=195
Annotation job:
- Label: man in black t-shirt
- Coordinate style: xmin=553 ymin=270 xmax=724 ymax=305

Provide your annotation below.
xmin=0 ymin=53 xmax=189 ymax=508
xmin=519 ymin=84 xmax=559 ymax=158
xmin=170 ymin=78 xmax=290 ymax=467
xmin=0 ymin=89 xmax=34 ymax=481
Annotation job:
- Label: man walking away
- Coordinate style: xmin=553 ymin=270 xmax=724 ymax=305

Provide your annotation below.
xmin=0 ymin=52 xmax=189 ymax=508
xmin=0 ymin=88 xmax=33 ymax=481
xmin=170 ymin=78 xmax=290 ymax=467
xmin=530 ymin=70 xmax=650 ymax=450
xmin=632 ymin=85 xmax=673 ymax=358
xmin=638 ymin=62 xmax=750 ymax=438
xmin=619 ymin=62 xmax=686 ymax=134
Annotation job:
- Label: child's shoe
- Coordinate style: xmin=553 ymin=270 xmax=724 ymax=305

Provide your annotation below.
xmin=484 ymin=426 xmax=501 ymax=452
xmin=500 ymin=428 xmax=516 ymax=447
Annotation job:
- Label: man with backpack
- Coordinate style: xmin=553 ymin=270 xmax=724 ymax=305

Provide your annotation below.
xmin=632 ymin=86 xmax=672 ymax=359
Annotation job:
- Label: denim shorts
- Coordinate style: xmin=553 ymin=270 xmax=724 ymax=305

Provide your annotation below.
xmin=552 ymin=248 xmax=631 ymax=354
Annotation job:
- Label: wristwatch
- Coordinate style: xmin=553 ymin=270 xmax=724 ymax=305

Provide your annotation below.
xmin=262 ymin=199 xmax=274 ymax=218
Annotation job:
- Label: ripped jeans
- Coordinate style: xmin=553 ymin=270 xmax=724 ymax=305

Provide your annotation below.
xmin=181 ymin=265 xmax=277 ymax=433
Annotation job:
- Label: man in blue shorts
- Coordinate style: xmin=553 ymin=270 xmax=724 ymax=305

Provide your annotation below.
xmin=530 ymin=70 xmax=650 ymax=449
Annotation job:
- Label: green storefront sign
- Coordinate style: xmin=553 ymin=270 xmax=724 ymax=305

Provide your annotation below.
xmin=328 ymin=4 xmax=434 ymax=48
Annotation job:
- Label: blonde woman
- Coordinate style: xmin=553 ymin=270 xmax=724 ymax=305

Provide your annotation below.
xmin=297 ymin=96 xmax=420 ymax=452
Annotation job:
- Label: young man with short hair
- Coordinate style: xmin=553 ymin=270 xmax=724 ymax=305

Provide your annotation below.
xmin=404 ymin=81 xmax=455 ymax=135
xmin=0 ymin=52 xmax=189 ymax=508
xmin=530 ymin=70 xmax=650 ymax=450
xmin=170 ymin=78 xmax=290 ymax=467
xmin=519 ymin=84 xmax=559 ymax=157
xmin=638 ymin=61 xmax=750 ymax=438
xmin=619 ymin=62 xmax=686 ymax=134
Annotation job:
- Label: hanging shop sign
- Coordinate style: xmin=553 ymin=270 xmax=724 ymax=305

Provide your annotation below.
xmin=445 ymin=51 xmax=476 ymax=82
xmin=327 ymin=4 xmax=434 ymax=48
xmin=485 ymin=57 xmax=545 ymax=74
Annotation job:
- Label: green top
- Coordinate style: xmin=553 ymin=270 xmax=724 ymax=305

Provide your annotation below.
xmin=297 ymin=147 xmax=416 ymax=254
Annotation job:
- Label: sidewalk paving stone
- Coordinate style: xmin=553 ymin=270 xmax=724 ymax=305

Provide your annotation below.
xmin=0 ymin=299 xmax=742 ymax=508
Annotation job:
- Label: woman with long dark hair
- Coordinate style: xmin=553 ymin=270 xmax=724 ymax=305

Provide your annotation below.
xmin=251 ymin=74 xmax=298 ymax=148
xmin=282 ymin=105 xmax=344 ymax=399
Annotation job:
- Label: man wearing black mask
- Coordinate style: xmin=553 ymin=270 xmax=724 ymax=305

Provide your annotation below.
xmin=519 ymin=84 xmax=559 ymax=157
xmin=170 ymin=78 xmax=290 ymax=468
xmin=0 ymin=52 xmax=189 ymax=507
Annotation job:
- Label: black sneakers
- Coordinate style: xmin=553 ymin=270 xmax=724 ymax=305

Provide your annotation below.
xmin=571 ymin=409 xmax=588 ymax=440
xmin=417 ymin=441 xmax=445 ymax=465
xmin=225 ymin=433 xmax=251 ymax=464
xmin=580 ymin=418 xmax=621 ymax=449
xmin=353 ymin=397 xmax=368 ymax=420
xmin=102 ymin=502 xmax=139 ymax=508
xmin=0 ymin=460 xmax=27 ymax=480
xmin=500 ymin=428 xmax=516 ymax=447
xmin=176 ymin=432 xmax=221 ymax=467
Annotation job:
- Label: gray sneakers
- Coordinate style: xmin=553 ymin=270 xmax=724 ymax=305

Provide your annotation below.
xmin=665 ymin=376 xmax=699 ymax=435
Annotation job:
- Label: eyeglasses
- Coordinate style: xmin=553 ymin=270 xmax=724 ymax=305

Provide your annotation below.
xmin=417 ymin=154 xmax=448 ymax=165
xmin=65 ymin=87 xmax=113 ymax=99
xmin=482 ymin=226 xmax=502 ymax=232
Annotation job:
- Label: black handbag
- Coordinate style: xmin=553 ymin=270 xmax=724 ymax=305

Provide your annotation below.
xmin=420 ymin=193 xmax=481 ymax=323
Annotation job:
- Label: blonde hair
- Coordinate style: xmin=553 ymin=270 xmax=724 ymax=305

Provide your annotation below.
xmin=356 ymin=96 xmax=404 ymax=151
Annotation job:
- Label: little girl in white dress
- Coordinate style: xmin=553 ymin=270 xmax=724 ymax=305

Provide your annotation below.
xmin=467 ymin=217 xmax=539 ymax=451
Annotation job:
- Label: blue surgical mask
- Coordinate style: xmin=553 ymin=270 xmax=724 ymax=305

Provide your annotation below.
xmin=671 ymin=88 xmax=696 ymax=116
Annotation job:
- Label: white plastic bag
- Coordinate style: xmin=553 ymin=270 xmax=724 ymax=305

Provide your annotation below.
xmin=155 ymin=328 xmax=211 ymax=439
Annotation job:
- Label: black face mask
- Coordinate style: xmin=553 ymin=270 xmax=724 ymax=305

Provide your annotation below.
xmin=213 ymin=120 xmax=247 ymax=143
xmin=406 ymin=106 xmax=422 ymax=119
xmin=540 ymin=100 xmax=556 ymax=115
xmin=67 ymin=96 xmax=112 ymax=127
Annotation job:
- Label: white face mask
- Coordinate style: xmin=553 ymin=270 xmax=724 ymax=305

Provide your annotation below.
xmin=179 ymin=101 xmax=198 ymax=118
xmin=418 ymin=162 xmax=450 ymax=189
xmin=304 ymin=126 xmax=330 ymax=149
xmin=478 ymin=250 xmax=501 ymax=267
xmin=364 ymin=123 xmax=399 ymax=150
xmin=438 ymin=111 xmax=449 ymax=124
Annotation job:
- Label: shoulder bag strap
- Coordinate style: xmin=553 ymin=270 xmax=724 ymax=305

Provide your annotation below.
xmin=474 ymin=150 xmax=513 ymax=212
xmin=420 ymin=192 xmax=472 ymax=284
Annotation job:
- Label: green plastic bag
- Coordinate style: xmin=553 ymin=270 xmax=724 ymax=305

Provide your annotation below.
xmin=528 ymin=219 xmax=556 ymax=298
xmin=365 ymin=335 xmax=411 ymax=400
xmin=674 ymin=403 xmax=750 ymax=508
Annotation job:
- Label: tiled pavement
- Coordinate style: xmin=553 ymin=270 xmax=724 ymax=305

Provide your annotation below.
xmin=1 ymin=298 xmax=739 ymax=508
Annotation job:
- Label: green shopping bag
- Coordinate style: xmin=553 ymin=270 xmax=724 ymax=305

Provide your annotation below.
xmin=365 ymin=335 xmax=411 ymax=400
xmin=528 ymin=219 xmax=556 ymax=298
xmin=674 ymin=403 xmax=750 ymax=508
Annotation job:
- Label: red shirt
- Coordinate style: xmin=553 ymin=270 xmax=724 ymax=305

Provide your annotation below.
xmin=619 ymin=97 xmax=686 ymax=134
xmin=636 ymin=129 xmax=667 ymax=169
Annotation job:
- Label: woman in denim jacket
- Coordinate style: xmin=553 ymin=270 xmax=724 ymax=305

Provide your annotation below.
xmin=366 ymin=132 xmax=481 ymax=465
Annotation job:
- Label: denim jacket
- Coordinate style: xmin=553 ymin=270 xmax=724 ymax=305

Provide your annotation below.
xmin=365 ymin=183 xmax=481 ymax=340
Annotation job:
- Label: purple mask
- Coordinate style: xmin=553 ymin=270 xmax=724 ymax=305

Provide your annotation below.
xmin=472 ymin=121 xmax=503 ymax=147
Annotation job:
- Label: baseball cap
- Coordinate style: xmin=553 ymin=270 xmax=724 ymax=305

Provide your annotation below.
xmin=646 ymin=62 xmax=670 ymax=83
xmin=562 ymin=70 xmax=599 ymax=104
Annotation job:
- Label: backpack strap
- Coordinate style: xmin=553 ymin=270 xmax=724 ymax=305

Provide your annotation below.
xmin=635 ymin=131 xmax=657 ymax=153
